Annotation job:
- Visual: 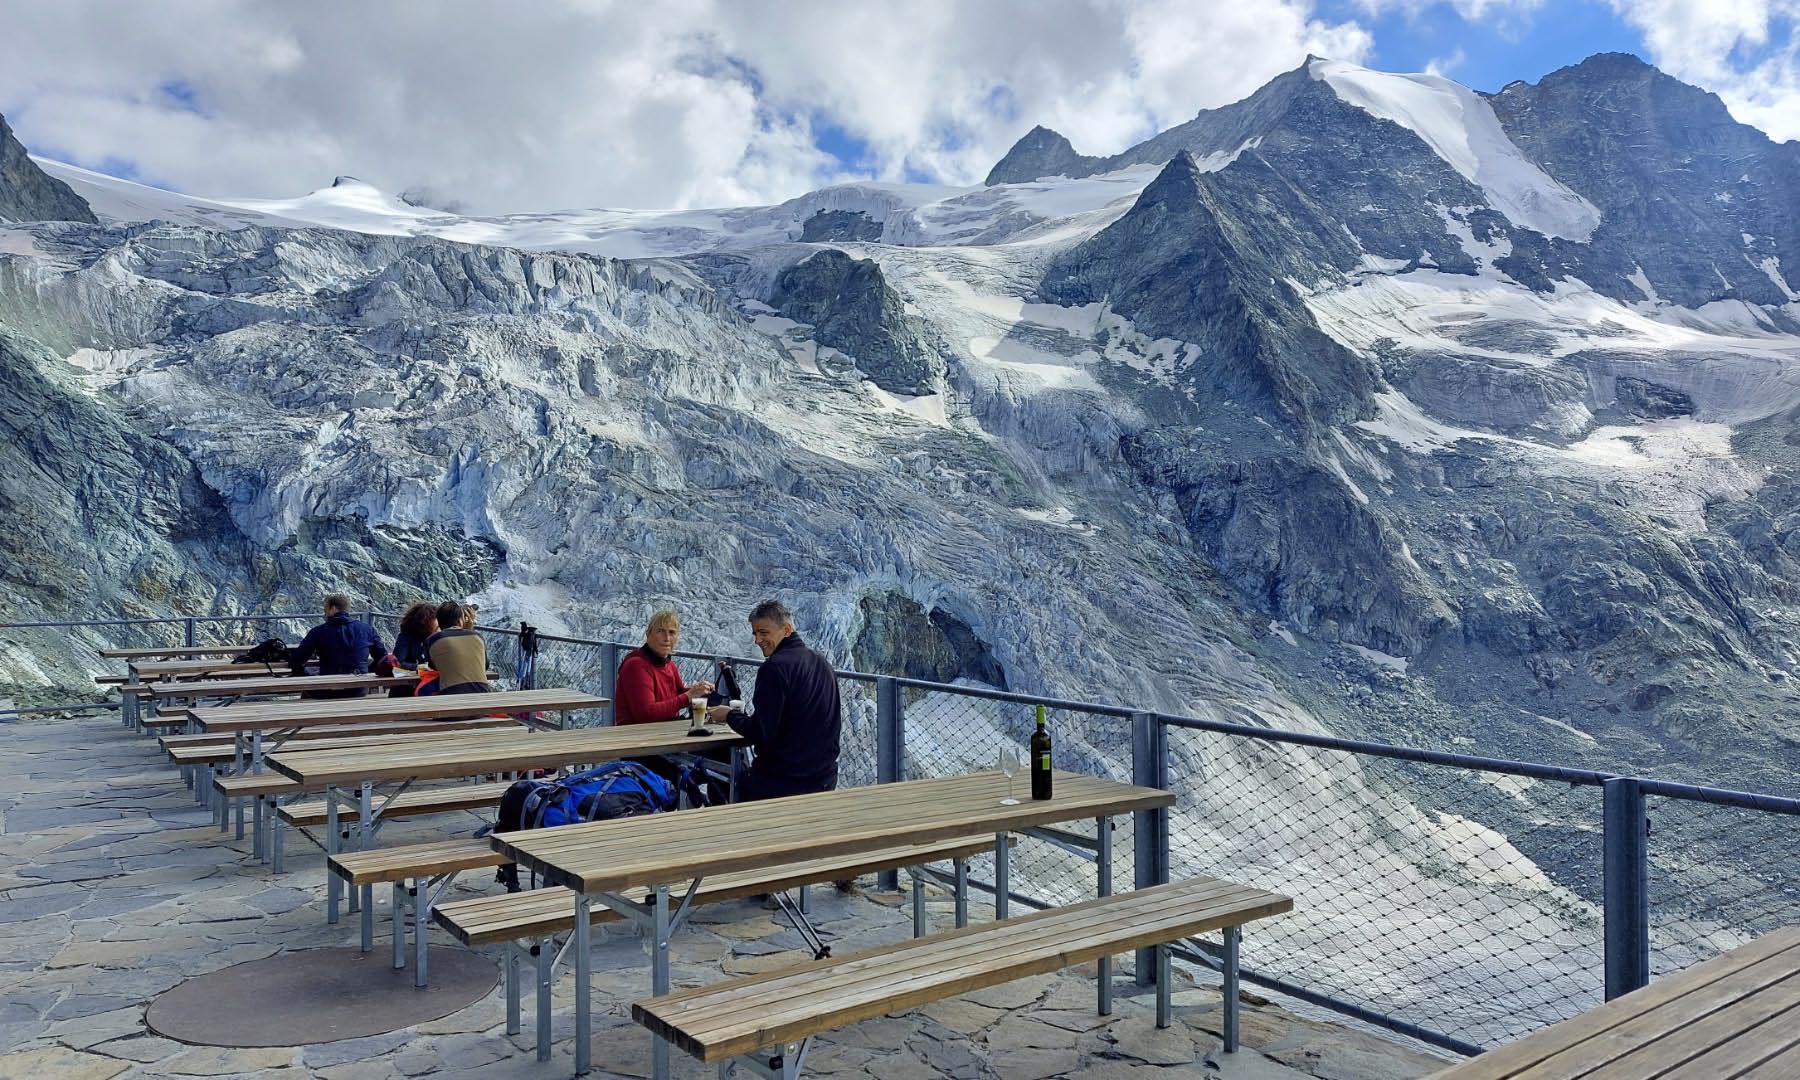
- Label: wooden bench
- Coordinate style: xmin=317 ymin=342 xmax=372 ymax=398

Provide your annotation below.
xmin=634 ymin=877 xmax=1292 ymax=1080
xmin=329 ymin=837 xmax=514 ymax=983
xmin=1428 ymin=925 xmax=1800 ymax=1079
xmin=214 ymin=772 xmax=512 ymax=871
xmin=439 ymin=834 xmax=1003 ymax=1058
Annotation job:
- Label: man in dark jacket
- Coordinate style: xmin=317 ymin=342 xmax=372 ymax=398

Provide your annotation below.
xmin=723 ymin=599 xmax=841 ymax=801
xmin=290 ymin=593 xmax=389 ymax=696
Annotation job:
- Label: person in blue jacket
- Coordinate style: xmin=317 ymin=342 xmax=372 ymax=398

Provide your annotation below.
xmin=720 ymin=599 xmax=842 ymax=801
xmin=289 ymin=593 xmax=389 ymax=696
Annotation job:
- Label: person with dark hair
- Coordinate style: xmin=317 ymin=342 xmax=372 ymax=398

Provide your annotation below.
xmin=426 ymin=601 xmax=492 ymax=695
xmin=720 ymin=599 xmax=841 ymax=801
xmin=289 ymin=593 xmax=390 ymax=698
xmin=392 ymin=602 xmax=439 ymax=669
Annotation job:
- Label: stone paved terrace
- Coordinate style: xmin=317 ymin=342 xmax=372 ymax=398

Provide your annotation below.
xmin=0 ymin=712 xmax=1454 ymax=1080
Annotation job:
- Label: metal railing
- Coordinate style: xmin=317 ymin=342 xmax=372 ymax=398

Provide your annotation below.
xmin=6 ymin=611 xmax=1798 ymax=1056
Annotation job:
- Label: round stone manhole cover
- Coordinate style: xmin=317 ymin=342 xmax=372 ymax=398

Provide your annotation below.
xmin=146 ymin=947 xmax=499 ymax=1047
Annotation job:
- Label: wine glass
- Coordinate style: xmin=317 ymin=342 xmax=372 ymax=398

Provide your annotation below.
xmin=998 ymin=747 xmax=1020 ymax=805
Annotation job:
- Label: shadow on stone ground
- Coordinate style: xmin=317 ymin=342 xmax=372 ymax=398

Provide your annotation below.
xmin=0 ymin=715 xmax=1454 ymax=1079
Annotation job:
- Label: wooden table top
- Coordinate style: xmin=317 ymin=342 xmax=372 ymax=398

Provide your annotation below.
xmin=147 ymin=673 xmax=418 ymax=700
xmin=495 ymin=770 xmax=1174 ymax=896
xmin=101 ymin=645 xmax=262 ymax=659
xmin=266 ymin=717 xmax=730 ymax=786
xmin=1431 ymin=925 xmax=1800 ymax=1079
xmin=131 ymin=658 xmax=290 ymax=679
xmin=193 ymin=687 xmax=605 ymax=736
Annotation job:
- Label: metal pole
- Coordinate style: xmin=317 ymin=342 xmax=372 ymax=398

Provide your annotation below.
xmin=1603 ymin=777 xmax=1650 ymax=999
xmin=1132 ymin=711 xmax=1169 ymax=985
xmin=184 ymin=617 xmax=197 ymax=647
xmin=599 ymin=642 xmax=620 ymax=724
xmin=876 ymin=676 xmax=904 ymax=890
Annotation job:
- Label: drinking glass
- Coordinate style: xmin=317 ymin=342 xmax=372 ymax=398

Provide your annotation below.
xmin=998 ymin=747 xmax=1020 ymax=805
xmin=689 ymin=697 xmax=708 ymax=730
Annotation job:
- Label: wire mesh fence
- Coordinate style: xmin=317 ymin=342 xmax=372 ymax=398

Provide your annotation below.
xmin=1161 ymin=721 xmax=1606 ymax=1049
xmin=1644 ymin=793 xmax=1800 ymax=977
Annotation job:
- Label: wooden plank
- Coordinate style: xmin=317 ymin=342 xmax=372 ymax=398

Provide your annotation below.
xmin=633 ymin=877 xmax=1291 ymax=1061
xmin=279 ymin=780 xmax=513 ymax=826
xmin=497 ymin=771 xmax=1172 ymax=895
xmin=132 ymin=658 xmax=292 ymax=679
xmin=162 ymin=718 xmax=519 ymax=764
xmin=329 ymin=838 xmax=509 ymax=885
xmin=263 ymin=715 xmax=722 ymax=785
xmin=1572 ymin=976 xmax=1800 ymax=1080
xmin=437 ymin=834 xmax=1002 ymax=946
xmin=145 ymin=673 xmax=418 ymax=700
xmin=1665 ymin=1001 xmax=1800 ymax=1079
xmin=1737 ymin=1041 xmax=1800 ymax=1077
xmin=194 ymin=687 xmax=606 ymax=735
xmin=1429 ymin=927 xmax=1800 ymax=1080
xmin=100 ymin=646 xmax=262 ymax=659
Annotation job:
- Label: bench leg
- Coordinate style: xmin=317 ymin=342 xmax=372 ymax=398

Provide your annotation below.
xmin=272 ymin=809 xmax=286 ymax=874
xmin=393 ymin=883 xmax=407 ymax=970
xmin=326 ymin=793 xmax=341 ymax=924
xmin=535 ymin=938 xmax=554 ymax=1062
xmin=954 ymin=857 xmax=969 ymax=928
xmin=360 ymin=884 xmax=374 ymax=952
xmin=1221 ymin=926 xmax=1240 ymax=1049
xmin=252 ymin=796 xmax=264 ymax=862
xmin=994 ymin=832 xmax=1010 ymax=919
xmin=1096 ymin=815 xmax=1112 ymax=1017
xmin=1157 ymin=943 xmax=1172 ymax=1029
xmin=235 ymin=786 xmax=246 ymax=840
xmin=910 ymin=870 xmax=925 ymax=937
xmin=798 ymin=884 xmax=809 ymax=915
xmin=574 ymin=895 xmax=592 ymax=1075
xmin=413 ymin=879 xmax=430 ymax=987
xmin=505 ymin=945 xmax=521 ymax=1036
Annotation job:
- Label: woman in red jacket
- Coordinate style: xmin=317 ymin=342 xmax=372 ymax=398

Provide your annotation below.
xmin=614 ymin=610 xmax=713 ymax=725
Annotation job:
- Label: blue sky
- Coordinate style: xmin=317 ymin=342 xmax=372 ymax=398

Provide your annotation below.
xmin=1 ymin=2 xmax=1795 ymax=213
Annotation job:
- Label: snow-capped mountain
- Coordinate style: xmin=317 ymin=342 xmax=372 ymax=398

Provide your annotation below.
xmin=4 ymin=51 xmax=1799 ymax=1040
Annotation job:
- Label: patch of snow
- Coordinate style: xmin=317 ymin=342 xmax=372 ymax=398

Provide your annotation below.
xmin=1268 ymin=620 xmax=1299 ymax=647
xmin=1627 ymin=266 xmax=1662 ymax=305
xmin=1347 ymin=644 xmax=1409 ymax=673
xmin=1310 ymin=59 xmax=1602 ymax=241
xmin=1756 ymin=257 xmax=1800 ymax=302
xmin=1357 ymin=390 xmax=1496 ymax=450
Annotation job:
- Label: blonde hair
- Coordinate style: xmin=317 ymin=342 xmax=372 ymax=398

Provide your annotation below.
xmin=646 ymin=609 xmax=681 ymax=633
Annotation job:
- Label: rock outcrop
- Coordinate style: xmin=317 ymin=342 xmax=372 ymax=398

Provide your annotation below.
xmin=0 ymin=113 xmax=96 ymax=224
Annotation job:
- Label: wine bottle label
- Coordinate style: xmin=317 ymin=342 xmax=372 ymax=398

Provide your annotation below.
xmin=1039 ymin=754 xmax=1050 ymax=769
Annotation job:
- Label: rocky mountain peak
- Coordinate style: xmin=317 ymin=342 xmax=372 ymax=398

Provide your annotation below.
xmin=0 ymin=113 xmax=97 ymax=224
xmin=983 ymin=124 xmax=1096 ymax=186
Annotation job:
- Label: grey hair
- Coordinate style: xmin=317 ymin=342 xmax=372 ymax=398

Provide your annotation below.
xmin=748 ymin=599 xmax=793 ymax=626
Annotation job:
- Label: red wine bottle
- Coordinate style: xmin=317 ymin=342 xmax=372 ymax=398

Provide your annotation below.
xmin=1030 ymin=704 xmax=1052 ymax=800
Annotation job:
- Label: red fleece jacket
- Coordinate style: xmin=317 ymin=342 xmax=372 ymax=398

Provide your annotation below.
xmin=614 ymin=646 xmax=691 ymax=725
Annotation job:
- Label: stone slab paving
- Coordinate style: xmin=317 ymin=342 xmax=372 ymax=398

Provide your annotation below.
xmin=0 ymin=714 xmax=1454 ymax=1079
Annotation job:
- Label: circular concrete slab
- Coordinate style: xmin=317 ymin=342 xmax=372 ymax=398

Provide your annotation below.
xmin=146 ymin=947 xmax=499 ymax=1047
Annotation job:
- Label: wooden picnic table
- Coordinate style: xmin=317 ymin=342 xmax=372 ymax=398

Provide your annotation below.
xmin=490 ymin=769 xmax=1175 ymax=1079
xmin=100 ymin=645 xmax=262 ymax=659
xmin=266 ymin=714 xmax=721 ymax=928
xmin=144 ymin=673 xmax=420 ymax=702
xmin=194 ymin=687 xmax=602 ymax=737
xmin=1432 ymin=925 xmax=1800 ymax=1079
xmin=130 ymin=657 xmax=295 ymax=680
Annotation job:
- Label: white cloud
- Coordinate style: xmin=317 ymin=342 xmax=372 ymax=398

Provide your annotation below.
xmin=1426 ymin=47 xmax=1469 ymax=76
xmin=0 ymin=0 xmax=1370 ymax=213
xmin=1609 ymin=0 xmax=1800 ymax=142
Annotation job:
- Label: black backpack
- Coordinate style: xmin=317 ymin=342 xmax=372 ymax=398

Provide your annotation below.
xmin=233 ymin=638 xmax=289 ymax=666
xmin=707 ymin=659 xmax=743 ymax=707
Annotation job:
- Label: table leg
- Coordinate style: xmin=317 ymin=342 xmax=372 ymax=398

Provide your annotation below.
xmin=1096 ymin=815 xmax=1112 ymax=1016
xmin=994 ymin=832 xmax=1010 ymax=919
xmin=652 ymin=884 xmax=671 ymax=1080
xmin=326 ymin=786 xmax=341 ymax=924
xmin=954 ymin=857 xmax=969 ymax=928
xmin=911 ymin=870 xmax=925 ymax=937
xmin=506 ymin=946 xmax=521 ymax=1035
xmin=574 ymin=894 xmax=592 ymax=1075
xmin=414 ymin=878 xmax=430 ymax=987
xmin=1221 ymin=926 xmax=1240 ymax=1047
xmin=393 ymin=883 xmax=407 ymax=970
xmin=536 ymin=937 xmax=554 ymax=1062
xmin=346 ymin=782 xmax=371 ymax=918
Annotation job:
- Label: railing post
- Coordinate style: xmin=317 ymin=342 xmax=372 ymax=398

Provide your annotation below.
xmin=1133 ymin=711 xmax=1170 ymax=985
xmin=598 ymin=642 xmax=620 ymax=724
xmin=183 ymin=617 xmax=196 ymax=647
xmin=1603 ymin=777 xmax=1650 ymax=999
xmin=875 ymin=676 xmax=904 ymax=891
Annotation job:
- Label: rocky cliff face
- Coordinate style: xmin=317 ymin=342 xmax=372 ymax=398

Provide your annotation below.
xmin=0 ymin=117 xmax=95 ymax=224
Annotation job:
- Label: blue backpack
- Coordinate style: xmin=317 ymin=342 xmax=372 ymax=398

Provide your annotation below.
xmin=486 ymin=761 xmax=681 ymax=891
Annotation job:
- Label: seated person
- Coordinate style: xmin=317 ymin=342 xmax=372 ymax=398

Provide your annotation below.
xmin=718 ymin=599 xmax=841 ymax=802
xmin=425 ymin=601 xmax=492 ymax=695
xmin=614 ymin=610 xmax=713 ymax=725
xmin=289 ymin=593 xmax=389 ymax=697
xmin=391 ymin=601 xmax=438 ymax=670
